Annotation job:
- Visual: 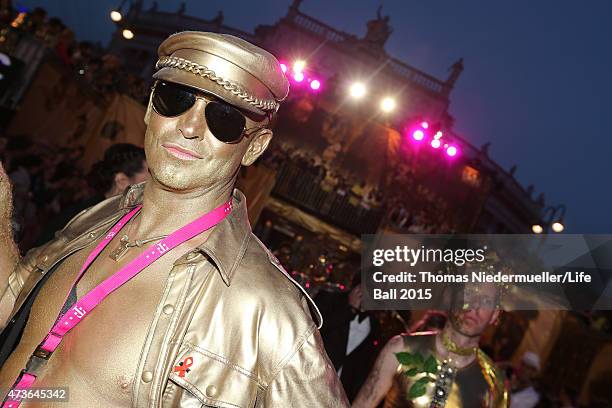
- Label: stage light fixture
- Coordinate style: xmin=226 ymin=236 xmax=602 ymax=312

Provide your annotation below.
xmin=552 ymin=222 xmax=565 ymax=233
xmin=380 ymin=97 xmax=396 ymax=112
xmin=293 ymin=60 xmax=306 ymax=73
xmin=122 ymin=29 xmax=134 ymax=39
xmin=446 ymin=145 xmax=458 ymax=157
xmin=412 ymin=129 xmax=424 ymax=141
xmin=110 ymin=10 xmax=122 ymax=22
xmin=293 ymin=71 xmax=304 ymax=82
xmin=349 ymin=82 xmax=366 ymax=98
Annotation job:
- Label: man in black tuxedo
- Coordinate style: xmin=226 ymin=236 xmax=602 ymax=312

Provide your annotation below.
xmin=315 ymin=275 xmax=383 ymax=402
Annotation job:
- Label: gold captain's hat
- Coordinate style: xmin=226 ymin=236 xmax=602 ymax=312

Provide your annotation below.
xmin=152 ymin=31 xmax=289 ymax=115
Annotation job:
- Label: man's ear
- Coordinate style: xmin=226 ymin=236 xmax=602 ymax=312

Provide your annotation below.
xmin=144 ymin=90 xmax=154 ymax=125
xmin=113 ymin=172 xmax=131 ymax=194
xmin=241 ymin=129 xmax=273 ymax=166
xmin=489 ymin=309 xmax=500 ymax=326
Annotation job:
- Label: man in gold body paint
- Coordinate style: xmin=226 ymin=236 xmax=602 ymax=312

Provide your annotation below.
xmin=353 ymin=281 xmax=508 ymax=408
xmin=0 ymin=32 xmax=349 ymax=407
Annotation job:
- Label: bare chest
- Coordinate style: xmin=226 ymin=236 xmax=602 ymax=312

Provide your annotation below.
xmin=0 ymin=240 xmax=177 ymax=405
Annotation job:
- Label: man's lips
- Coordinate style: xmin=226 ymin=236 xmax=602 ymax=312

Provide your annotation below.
xmin=462 ymin=315 xmax=478 ymax=325
xmin=162 ymin=143 xmax=203 ymax=160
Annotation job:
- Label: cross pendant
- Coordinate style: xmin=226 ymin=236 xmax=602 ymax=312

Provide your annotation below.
xmin=109 ymin=235 xmax=130 ymax=261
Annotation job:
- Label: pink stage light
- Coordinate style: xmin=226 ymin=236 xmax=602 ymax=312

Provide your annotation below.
xmin=280 ymin=63 xmax=287 ymax=73
xmin=412 ymin=129 xmax=425 ymax=141
xmin=310 ymin=79 xmax=321 ymax=90
xmin=431 ymin=139 xmax=441 ymax=149
xmin=293 ymin=71 xmax=304 ymax=82
xmin=446 ymin=145 xmax=458 ymax=157
xmin=421 ymin=121 xmax=429 ymax=129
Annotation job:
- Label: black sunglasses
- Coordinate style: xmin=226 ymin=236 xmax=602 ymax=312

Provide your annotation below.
xmin=152 ymin=81 xmax=266 ymax=144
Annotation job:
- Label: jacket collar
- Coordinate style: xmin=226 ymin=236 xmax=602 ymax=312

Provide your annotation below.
xmin=119 ymin=182 xmax=251 ymax=286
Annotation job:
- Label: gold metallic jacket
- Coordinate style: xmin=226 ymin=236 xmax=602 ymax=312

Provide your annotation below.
xmin=0 ymin=184 xmax=349 ymax=407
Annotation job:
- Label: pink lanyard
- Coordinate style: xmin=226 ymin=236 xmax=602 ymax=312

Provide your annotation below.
xmin=2 ymin=199 xmax=233 ymax=407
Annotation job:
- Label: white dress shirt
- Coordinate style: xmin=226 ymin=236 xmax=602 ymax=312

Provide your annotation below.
xmin=337 ymin=314 xmax=371 ymax=376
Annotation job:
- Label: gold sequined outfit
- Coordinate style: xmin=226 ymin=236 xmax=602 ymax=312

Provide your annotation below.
xmin=384 ymin=333 xmax=508 ymax=408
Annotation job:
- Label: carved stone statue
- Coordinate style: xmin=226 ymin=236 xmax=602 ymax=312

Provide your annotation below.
xmin=211 ymin=10 xmax=224 ymax=26
xmin=363 ymin=6 xmax=393 ymax=48
xmin=446 ymin=58 xmax=464 ymax=88
xmin=509 ymin=164 xmax=517 ymax=177
xmin=481 ymin=142 xmax=491 ymax=156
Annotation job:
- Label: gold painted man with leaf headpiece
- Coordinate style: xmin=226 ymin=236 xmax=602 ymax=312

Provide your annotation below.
xmin=352 ymin=278 xmax=508 ymax=408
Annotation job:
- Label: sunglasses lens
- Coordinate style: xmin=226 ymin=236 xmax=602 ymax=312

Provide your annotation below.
xmin=205 ymin=101 xmax=246 ymax=143
xmin=152 ymin=82 xmax=196 ymax=117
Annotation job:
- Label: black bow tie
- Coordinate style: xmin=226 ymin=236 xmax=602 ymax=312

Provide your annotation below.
xmin=356 ymin=311 xmax=369 ymax=323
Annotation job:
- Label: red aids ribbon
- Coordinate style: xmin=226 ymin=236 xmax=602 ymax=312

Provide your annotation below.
xmin=173 ymin=356 xmax=194 ymax=378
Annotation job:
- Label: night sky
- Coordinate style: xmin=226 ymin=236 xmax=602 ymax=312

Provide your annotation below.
xmin=14 ymin=0 xmax=612 ymax=233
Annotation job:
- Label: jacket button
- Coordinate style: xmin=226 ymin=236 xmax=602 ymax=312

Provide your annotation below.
xmin=141 ymin=371 xmax=153 ymax=383
xmin=88 ymin=232 xmax=96 ymax=238
xmin=42 ymin=255 xmax=49 ymax=262
xmin=205 ymin=385 xmax=217 ymax=398
xmin=162 ymin=304 xmax=174 ymax=315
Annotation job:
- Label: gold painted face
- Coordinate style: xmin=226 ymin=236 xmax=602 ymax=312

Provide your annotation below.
xmin=449 ymin=282 xmax=499 ymax=337
xmin=144 ymin=89 xmax=271 ymax=192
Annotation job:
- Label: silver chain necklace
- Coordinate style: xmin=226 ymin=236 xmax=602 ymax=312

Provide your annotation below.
xmin=108 ymin=214 xmax=168 ymax=261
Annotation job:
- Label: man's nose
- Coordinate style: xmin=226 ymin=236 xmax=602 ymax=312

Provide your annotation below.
xmin=177 ymin=99 xmax=208 ymax=140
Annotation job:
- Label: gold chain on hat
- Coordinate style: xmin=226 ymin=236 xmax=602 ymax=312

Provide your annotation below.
xmin=155 ymin=56 xmax=279 ymax=112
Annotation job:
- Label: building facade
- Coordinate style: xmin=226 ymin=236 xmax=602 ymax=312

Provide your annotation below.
xmin=108 ymin=0 xmax=544 ymax=236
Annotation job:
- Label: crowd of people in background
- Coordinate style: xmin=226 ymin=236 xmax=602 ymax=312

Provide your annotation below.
xmin=0 ymin=134 xmax=88 ymax=250
xmin=259 ymin=142 xmax=456 ymax=234
xmin=0 ymin=5 xmax=148 ymax=103
xmin=280 ymin=146 xmax=384 ymax=210
xmin=378 ymin=158 xmax=454 ymax=233
xmin=0 ymin=134 xmax=147 ymax=252
xmin=0 ymin=4 xmax=153 ymax=251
